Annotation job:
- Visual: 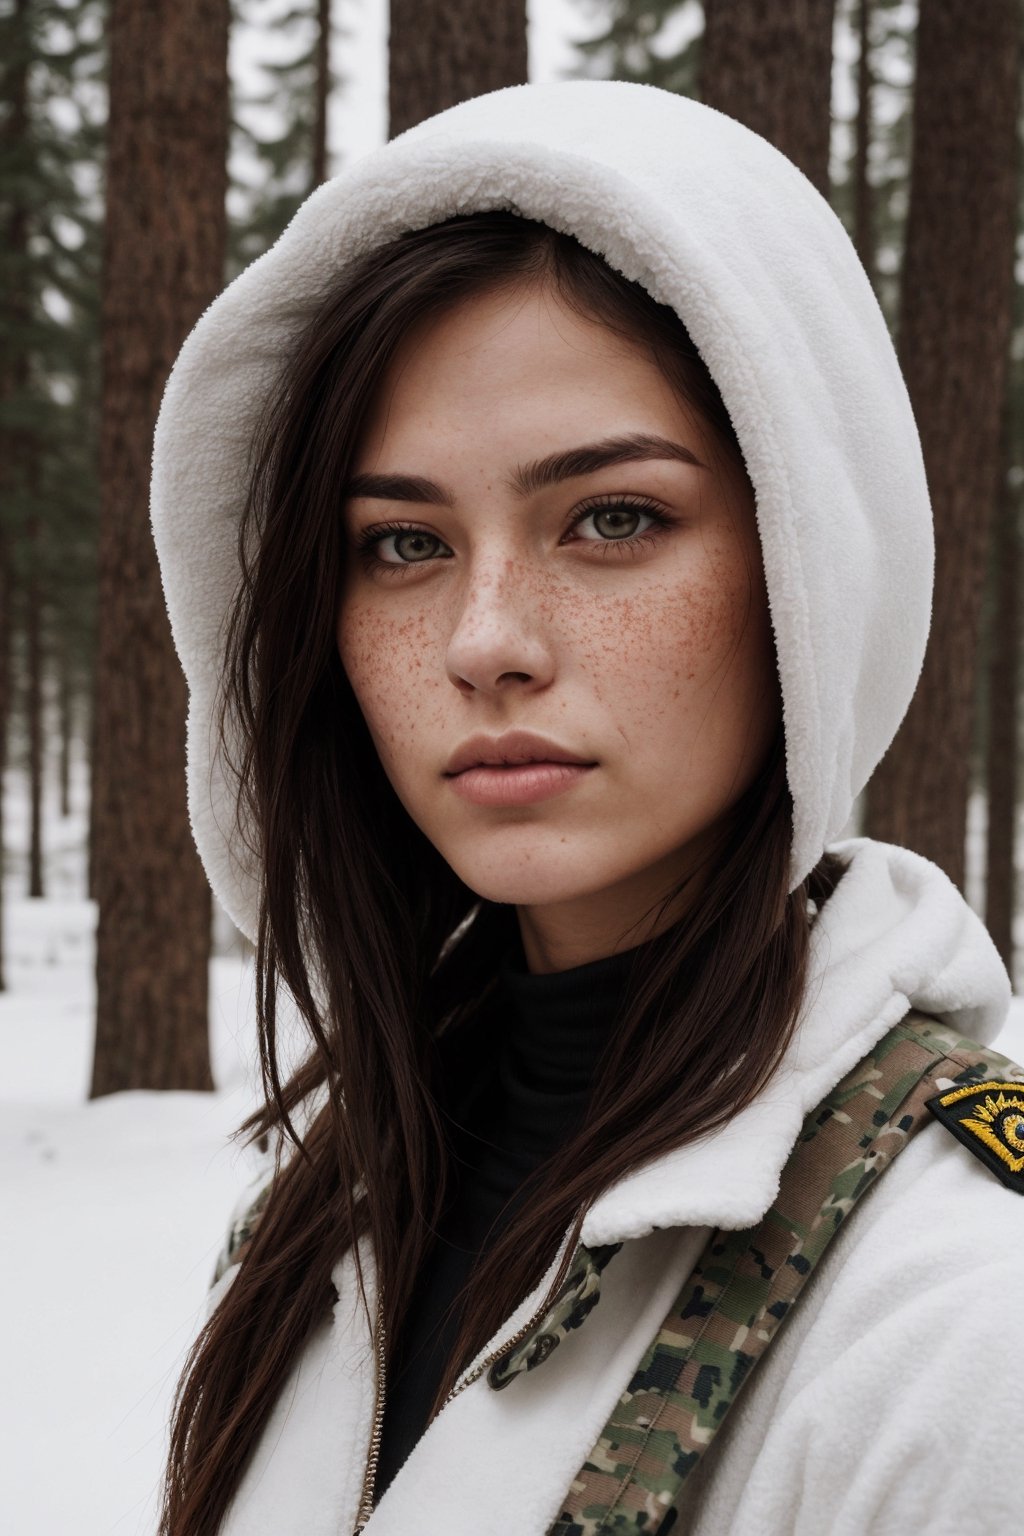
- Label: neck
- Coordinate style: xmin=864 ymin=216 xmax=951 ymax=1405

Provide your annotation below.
xmin=514 ymin=842 xmax=712 ymax=974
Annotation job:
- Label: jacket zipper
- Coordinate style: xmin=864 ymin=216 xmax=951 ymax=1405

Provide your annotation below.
xmin=352 ymin=1290 xmax=387 ymax=1535
xmin=350 ymin=1287 xmax=553 ymax=1533
xmin=436 ymin=1218 xmax=581 ymax=1413
xmin=350 ymin=1224 xmax=578 ymax=1531
xmin=436 ymin=1289 xmax=559 ymax=1409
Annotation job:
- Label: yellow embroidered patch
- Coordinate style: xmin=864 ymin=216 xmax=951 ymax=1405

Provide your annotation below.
xmin=925 ymin=1080 xmax=1024 ymax=1192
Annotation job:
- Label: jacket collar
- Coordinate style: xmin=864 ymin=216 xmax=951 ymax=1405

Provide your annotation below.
xmin=580 ymin=837 xmax=1010 ymax=1245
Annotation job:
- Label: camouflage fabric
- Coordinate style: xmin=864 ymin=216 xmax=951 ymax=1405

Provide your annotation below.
xmin=210 ymin=1176 xmax=273 ymax=1286
xmin=545 ymin=1012 xmax=1024 ymax=1536
xmin=489 ymin=1242 xmax=622 ymax=1390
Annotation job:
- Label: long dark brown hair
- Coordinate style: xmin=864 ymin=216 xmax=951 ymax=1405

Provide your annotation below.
xmin=159 ymin=210 xmax=846 ymax=1535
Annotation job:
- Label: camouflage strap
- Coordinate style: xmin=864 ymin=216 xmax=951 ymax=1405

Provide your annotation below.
xmin=547 ymin=1012 xmax=1024 ymax=1536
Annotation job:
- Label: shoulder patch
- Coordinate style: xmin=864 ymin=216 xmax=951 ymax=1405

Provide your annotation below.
xmin=925 ymin=1081 xmax=1024 ymax=1192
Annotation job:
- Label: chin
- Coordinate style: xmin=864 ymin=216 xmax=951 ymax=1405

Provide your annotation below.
xmin=459 ymin=874 xmax=580 ymax=907
xmin=440 ymin=837 xmax=629 ymax=910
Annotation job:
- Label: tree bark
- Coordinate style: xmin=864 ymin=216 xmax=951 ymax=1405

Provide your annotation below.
xmin=0 ymin=0 xmax=32 ymax=984
xmin=853 ymin=0 xmax=875 ymax=283
xmin=312 ymin=0 xmax=330 ymax=187
xmin=26 ymin=489 xmax=43 ymax=898
xmin=57 ymin=630 xmax=71 ymax=818
xmin=0 ymin=528 xmax=9 ymax=991
xmin=86 ymin=678 xmax=96 ymax=901
xmin=985 ymin=404 xmax=1020 ymax=976
xmin=863 ymin=0 xmax=1020 ymax=890
xmin=388 ymin=0 xmax=528 ymax=140
xmin=90 ymin=0 xmax=229 ymax=1096
xmin=701 ymin=0 xmax=837 ymax=195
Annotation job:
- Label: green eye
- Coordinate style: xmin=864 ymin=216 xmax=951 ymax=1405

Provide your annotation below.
xmin=574 ymin=500 xmax=669 ymax=543
xmin=589 ymin=509 xmax=644 ymax=540
xmin=355 ymin=521 xmax=453 ymax=568
xmin=388 ymin=528 xmax=445 ymax=565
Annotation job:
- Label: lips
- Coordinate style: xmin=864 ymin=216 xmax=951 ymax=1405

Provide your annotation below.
xmin=444 ymin=729 xmax=596 ymax=777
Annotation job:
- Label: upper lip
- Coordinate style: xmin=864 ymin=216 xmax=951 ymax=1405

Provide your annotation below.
xmin=444 ymin=730 xmax=597 ymax=776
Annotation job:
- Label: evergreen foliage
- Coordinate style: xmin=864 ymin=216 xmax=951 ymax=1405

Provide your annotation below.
xmin=228 ymin=0 xmax=344 ymax=280
xmin=0 ymin=0 xmax=104 ymax=815
xmin=570 ymin=0 xmax=703 ymax=97
xmin=829 ymin=0 xmax=915 ymax=334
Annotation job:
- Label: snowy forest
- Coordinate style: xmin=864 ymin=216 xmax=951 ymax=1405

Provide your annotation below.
xmin=2 ymin=1 xmax=1023 ymax=1531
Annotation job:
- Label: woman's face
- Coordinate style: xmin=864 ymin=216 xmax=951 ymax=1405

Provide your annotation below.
xmin=338 ymin=278 xmax=778 ymax=973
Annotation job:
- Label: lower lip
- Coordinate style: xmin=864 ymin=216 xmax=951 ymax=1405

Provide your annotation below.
xmin=447 ymin=762 xmax=596 ymax=807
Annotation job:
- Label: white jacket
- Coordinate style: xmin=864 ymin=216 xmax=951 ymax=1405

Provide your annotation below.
xmin=209 ymin=837 xmax=1020 ymax=1536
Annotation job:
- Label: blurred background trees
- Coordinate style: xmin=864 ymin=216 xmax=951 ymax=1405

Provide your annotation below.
xmin=389 ymin=0 xmax=527 ymax=135
xmin=862 ymin=0 xmax=1020 ymax=895
xmin=701 ymin=0 xmax=837 ymax=193
xmin=1 ymin=0 xmax=1021 ymax=1089
xmin=229 ymin=0 xmax=340 ymax=277
xmin=0 ymin=0 xmax=103 ymax=987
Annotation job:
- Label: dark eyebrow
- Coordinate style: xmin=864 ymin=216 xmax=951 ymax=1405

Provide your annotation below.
xmin=342 ymin=433 xmax=706 ymax=505
xmin=342 ymin=471 xmax=454 ymax=506
xmin=508 ymin=433 xmax=706 ymax=496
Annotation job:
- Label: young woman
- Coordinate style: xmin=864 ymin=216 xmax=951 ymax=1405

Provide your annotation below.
xmin=150 ymin=81 xmax=1023 ymax=1536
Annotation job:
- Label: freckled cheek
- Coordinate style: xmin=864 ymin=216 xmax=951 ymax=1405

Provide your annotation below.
xmin=575 ymin=577 xmax=747 ymax=697
xmin=336 ymin=602 xmax=440 ymax=754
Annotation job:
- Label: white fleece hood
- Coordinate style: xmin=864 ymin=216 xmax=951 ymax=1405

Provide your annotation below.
xmin=151 ymin=79 xmax=935 ymax=940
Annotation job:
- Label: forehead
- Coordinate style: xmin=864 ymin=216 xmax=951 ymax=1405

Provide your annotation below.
xmin=353 ymin=278 xmax=699 ymax=468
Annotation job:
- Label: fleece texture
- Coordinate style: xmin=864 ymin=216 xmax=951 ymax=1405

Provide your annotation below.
xmin=149 ymin=79 xmax=933 ymax=937
xmin=210 ymin=839 xmax=1017 ymax=1536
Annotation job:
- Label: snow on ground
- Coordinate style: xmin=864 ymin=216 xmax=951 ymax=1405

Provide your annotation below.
xmin=1 ymin=894 xmax=264 ymax=1536
xmin=3 ymin=754 xmax=1024 ymax=1536
xmin=1 ymin=758 xmax=266 ymax=1536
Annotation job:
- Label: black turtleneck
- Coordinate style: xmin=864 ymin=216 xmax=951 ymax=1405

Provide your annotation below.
xmin=373 ymin=928 xmax=653 ymax=1499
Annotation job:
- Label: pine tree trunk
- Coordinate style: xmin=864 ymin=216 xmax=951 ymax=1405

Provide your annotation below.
xmin=853 ymin=0 xmax=875 ymax=283
xmin=701 ymin=0 xmax=837 ymax=195
xmin=0 ymin=0 xmax=32 ymax=985
xmin=57 ymin=631 xmax=71 ymax=817
xmin=90 ymin=0 xmax=229 ymax=1097
xmin=388 ymin=0 xmax=528 ymax=139
xmin=86 ymin=680 xmax=96 ymax=901
xmin=863 ymin=0 xmax=1020 ymax=890
xmin=312 ymin=0 xmax=330 ymax=187
xmin=0 ymin=529 xmax=9 ymax=991
xmin=26 ymin=491 xmax=43 ymax=898
xmin=985 ymin=403 xmax=1020 ymax=976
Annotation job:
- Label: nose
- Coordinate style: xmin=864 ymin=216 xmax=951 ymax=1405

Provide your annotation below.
xmin=444 ymin=554 xmax=556 ymax=696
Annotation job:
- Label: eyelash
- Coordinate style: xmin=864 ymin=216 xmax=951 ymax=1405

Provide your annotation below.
xmin=352 ymin=495 xmax=675 ymax=576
